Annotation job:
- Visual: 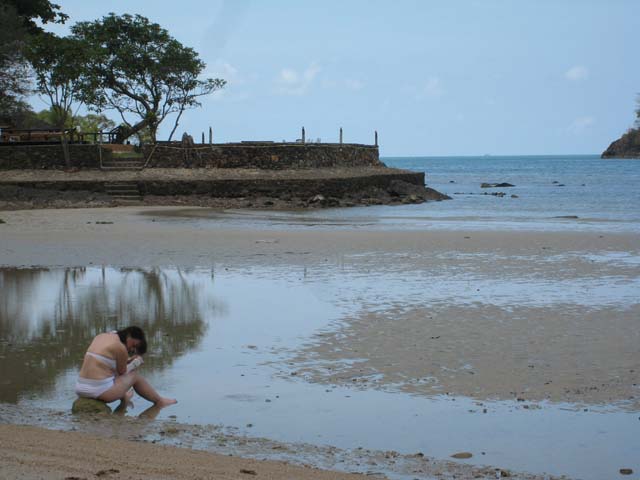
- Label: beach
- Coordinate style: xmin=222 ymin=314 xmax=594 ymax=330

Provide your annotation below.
xmin=0 ymin=205 xmax=639 ymax=479
xmin=0 ymin=424 xmax=362 ymax=480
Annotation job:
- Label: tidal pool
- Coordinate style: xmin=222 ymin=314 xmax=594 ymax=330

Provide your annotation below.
xmin=0 ymin=266 xmax=638 ymax=480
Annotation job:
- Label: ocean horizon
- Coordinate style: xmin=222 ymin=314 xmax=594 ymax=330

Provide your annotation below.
xmin=376 ymin=154 xmax=639 ymax=232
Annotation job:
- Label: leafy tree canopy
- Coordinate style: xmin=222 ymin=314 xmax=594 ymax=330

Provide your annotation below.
xmin=25 ymin=32 xmax=87 ymax=128
xmin=71 ymin=13 xmax=225 ymax=143
xmin=29 ymin=108 xmax=115 ymax=134
xmin=1 ymin=0 xmax=67 ymax=33
xmin=0 ymin=3 xmax=32 ymax=124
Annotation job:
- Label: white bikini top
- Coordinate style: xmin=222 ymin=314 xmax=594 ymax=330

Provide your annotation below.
xmin=85 ymin=351 xmax=117 ymax=370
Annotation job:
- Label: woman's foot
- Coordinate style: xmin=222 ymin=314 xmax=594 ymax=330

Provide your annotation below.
xmin=154 ymin=397 xmax=177 ymax=407
xmin=124 ymin=389 xmax=134 ymax=403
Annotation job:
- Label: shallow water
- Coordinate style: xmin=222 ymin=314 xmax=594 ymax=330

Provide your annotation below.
xmin=1 ymin=265 xmax=638 ymax=479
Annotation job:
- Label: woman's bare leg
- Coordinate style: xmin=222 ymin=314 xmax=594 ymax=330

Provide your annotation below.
xmin=130 ymin=374 xmax=176 ymax=406
xmin=98 ymin=373 xmax=176 ymax=406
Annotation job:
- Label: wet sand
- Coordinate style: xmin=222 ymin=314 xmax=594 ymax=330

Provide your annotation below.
xmin=0 ymin=206 xmax=639 ymax=479
xmin=0 ymin=206 xmax=638 ymax=408
xmin=0 ymin=206 xmax=637 ymax=268
xmin=280 ymin=303 xmax=640 ymax=408
xmin=0 ymin=406 xmax=564 ymax=480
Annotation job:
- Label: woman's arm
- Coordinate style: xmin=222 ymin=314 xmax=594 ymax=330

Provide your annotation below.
xmin=115 ymin=343 xmax=128 ymax=376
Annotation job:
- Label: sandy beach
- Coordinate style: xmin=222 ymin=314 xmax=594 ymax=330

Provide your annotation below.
xmin=1 ymin=206 xmax=639 ymax=479
xmin=0 ymin=424 xmax=362 ymax=480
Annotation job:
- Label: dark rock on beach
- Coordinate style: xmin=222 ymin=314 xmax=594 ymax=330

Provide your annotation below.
xmin=71 ymin=397 xmax=112 ymax=415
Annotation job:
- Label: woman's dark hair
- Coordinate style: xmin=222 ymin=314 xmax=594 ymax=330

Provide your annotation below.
xmin=116 ymin=326 xmax=147 ymax=355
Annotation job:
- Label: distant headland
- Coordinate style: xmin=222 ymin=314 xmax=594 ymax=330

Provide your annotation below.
xmin=601 ymin=127 xmax=640 ymax=159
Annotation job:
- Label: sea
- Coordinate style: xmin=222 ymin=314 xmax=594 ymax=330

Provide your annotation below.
xmin=383 ymin=154 xmax=640 ymax=232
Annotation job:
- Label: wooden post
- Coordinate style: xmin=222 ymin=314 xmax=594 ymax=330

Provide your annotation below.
xmin=302 ymin=126 xmax=305 ymax=144
xmin=375 ymin=130 xmax=378 ymax=146
xmin=209 ymin=127 xmax=213 ymax=145
xmin=339 ymin=127 xmax=343 ymax=144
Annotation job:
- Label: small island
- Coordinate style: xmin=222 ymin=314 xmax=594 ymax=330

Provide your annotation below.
xmin=601 ymin=127 xmax=640 ymax=159
xmin=602 ymin=98 xmax=640 ymax=159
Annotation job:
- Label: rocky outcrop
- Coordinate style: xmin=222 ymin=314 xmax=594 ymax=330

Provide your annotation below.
xmin=602 ymin=128 xmax=640 ymax=159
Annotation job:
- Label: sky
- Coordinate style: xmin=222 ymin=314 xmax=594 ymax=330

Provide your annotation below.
xmin=40 ymin=0 xmax=640 ymax=156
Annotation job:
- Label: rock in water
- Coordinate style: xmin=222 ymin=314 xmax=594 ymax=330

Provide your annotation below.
xmin=72 ymin=397 xmax=112 ymax=415
xmin=450 ymin=452 xmax=473 ymax=459
xmin=481 ymin=182 xmax=515 ymax=188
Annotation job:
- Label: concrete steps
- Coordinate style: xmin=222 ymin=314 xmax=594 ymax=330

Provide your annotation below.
xmin=104 ymin=181 xmax=143 ymax=202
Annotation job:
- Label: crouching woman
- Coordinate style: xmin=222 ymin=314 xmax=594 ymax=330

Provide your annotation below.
xmin=75 ymin=326 xmax=176 ymax=407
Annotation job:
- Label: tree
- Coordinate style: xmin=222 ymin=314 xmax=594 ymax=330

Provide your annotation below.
xmin=2 ymin=0 xmax=68 ymax=33
xmin=71 ymin=13 xmax=225 ymax=144
xmin=0 ymin=0 xmax=67 ymax=125
xmin=28 ymin=108 xmax=114 ymax=131
xmin=73 ymin=113 xmax=116 ymax=137
xmin=0 ymin=3 xmax=32 ymax=124
xmin=26 ymin=32 xmax=86 ymax=129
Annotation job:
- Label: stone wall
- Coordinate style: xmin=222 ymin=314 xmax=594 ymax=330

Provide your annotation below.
xmin=138 ymin=171 xmax=422 ymax=198
xmin=0 ymin=142 xmax=382 ymax=170
xmin=0 ymin=144 xmax=107 ymax=169
xmin=0 ymin=171 xmax=424 ymax=199
xmin=142 ymin=143 xmax=382 ymax=169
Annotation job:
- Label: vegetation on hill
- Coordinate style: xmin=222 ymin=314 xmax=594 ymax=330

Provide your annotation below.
xmin=602 ymin=95 xmax=640 ymax=159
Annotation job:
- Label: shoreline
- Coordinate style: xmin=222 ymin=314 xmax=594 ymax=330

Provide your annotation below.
xmin=0 ymin=406 xmax=563 ymax=480
xmin=1 ymin=206 xmax=638 ymax=480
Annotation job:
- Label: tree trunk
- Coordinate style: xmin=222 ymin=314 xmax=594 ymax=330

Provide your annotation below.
xmin=61 ymin=134 xmax=71 ymax=169
xmin=114 ymin=118 xmax=150 ymax=144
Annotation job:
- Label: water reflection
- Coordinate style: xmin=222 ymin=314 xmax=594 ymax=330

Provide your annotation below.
xmin=0 ymin=267 xmax=221 ymax=403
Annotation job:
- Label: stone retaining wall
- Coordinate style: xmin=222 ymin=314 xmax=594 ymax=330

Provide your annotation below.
xmin=0 ymin=171 xmax=424 ymax=199
xmin=138 ymin=171 xmax=421 ymax=197
xmin=0 ymin=144 xmax=107 ymax=169
xmin=143 ymin=143 xmax=382 ymax=169
xmin=0 ymin=142 xmax=381 ymax=170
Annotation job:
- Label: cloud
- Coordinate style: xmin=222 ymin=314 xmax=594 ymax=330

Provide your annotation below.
xmin=320 ymin=77 xmax=365 ymax=91
xmin=416 ymin=77 xmax=444 ymax=100
xmin=568 ymin=116 xmax=595 ymax=133
xmin=275 ymin=63 xmax=321 ymax=95
xmin=202 ymin=61 xmax=249 ymax=102
xmin=203 ymin=0 xmax=252 ymax=59
xmin=564 ymin=66 xmax=589 ymax=81
xmin=344 ymin=79 xmax=364 ymax=91
xmin=205 ymin=60 xmax=241 ymax=85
